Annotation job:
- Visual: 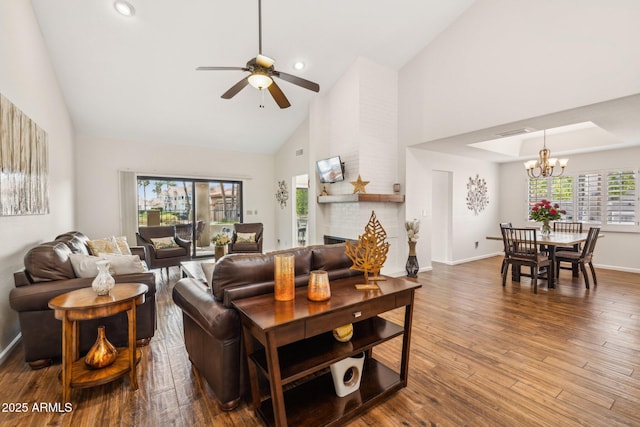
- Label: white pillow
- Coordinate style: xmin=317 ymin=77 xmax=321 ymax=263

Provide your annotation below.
xmin=98 ymin=253 xmax=147 ymax=275
xmin=69 ymin=253 xmax=102 ymax=278
xmin=114 ymin=236 xmax=132 ymax=255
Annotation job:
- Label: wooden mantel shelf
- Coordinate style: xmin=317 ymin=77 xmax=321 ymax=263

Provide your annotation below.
xmin=317 ymin=193 xmax=405 ymax=203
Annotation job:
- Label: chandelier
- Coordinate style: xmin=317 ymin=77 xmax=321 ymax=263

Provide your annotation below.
xmin=524 ymin=130 xmax=568 ymax=178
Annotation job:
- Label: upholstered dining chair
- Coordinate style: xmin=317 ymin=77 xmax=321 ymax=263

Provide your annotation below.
xmin=501 ymin=227 xmax=552 ymax=294
xmin=554 ymin=227 xmax=600 ymax=289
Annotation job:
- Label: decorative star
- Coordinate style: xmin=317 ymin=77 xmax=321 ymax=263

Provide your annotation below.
xmin=350 ymin=175 xmax=370 ymax=194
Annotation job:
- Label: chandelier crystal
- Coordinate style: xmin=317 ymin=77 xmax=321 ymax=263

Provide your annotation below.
xmin=524 ymin=130 xmax=569 ymax=178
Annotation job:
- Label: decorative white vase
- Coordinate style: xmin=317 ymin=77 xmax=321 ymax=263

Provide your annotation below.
xmin=330 ymin=352 xmax=366 ymax=397
xmin=92 ymin=260 xmax=115 ymax=296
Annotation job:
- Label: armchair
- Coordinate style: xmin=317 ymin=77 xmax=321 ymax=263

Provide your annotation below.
xmin=227 ymin=223 xmax=263 ymax=254
xmin=136 ymin=225 xmax=191 ymax=273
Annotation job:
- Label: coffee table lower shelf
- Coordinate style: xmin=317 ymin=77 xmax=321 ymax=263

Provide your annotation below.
xmin=68 ymin=348 xmax=142 ymax=389
xmin=256 ymin=358 xmax=403 ymax=427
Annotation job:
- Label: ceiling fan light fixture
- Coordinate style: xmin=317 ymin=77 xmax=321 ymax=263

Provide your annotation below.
xmin=114 ymin=1 xmax=135 ymax=17
xmin=248 ymin=72 xmax=273 ymax=90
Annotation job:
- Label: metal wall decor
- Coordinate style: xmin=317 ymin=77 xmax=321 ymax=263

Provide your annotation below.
xmin=0 ymin=93 xmax=49 ymax=215
xmin=466 ymin=174 xmax=489 ymax=215
xmin=275 ymin=180 xmax=288 ymax=208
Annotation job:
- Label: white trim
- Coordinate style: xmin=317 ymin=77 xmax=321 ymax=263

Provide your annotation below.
xmin=0 ymin=333 xmax=21 ymax=366
xmin=593 ymin=263 xmax=640 ymax=274
xmin=450 ymin=252 xmax=502 ymax=265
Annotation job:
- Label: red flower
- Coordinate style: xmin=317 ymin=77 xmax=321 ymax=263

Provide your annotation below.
xmin=549 ymin=209 xmax=557 ymax=215
xmin=532 ymin=206 xmax=539 ymax=211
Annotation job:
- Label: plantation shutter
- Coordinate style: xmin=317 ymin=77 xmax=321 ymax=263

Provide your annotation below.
xmin=576 ymin=173 xmax=603 ymax=223
xmin=550 ymin=175 xmax=574 ymax=220
xmin=606 ymin=170 xmax=636 ymax=225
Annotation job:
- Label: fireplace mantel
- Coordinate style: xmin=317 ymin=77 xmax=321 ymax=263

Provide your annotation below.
xmin=317 ymin=194 xmax=405 ymax=203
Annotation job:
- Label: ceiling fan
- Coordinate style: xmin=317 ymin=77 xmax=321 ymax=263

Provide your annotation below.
xmin=197 ymin=0 xmax=320 ymax=109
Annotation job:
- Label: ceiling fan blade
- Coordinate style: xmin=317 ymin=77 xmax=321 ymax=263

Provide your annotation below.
xmin=274 ymin=71 xmax=320 ymax=92
xmin=221 ymin=76 xmax=250 ymax=99
xmin=268 ymin=80 xmax=291 ymax=109
xmin=197 ymin=66 xmax=248 ymax=71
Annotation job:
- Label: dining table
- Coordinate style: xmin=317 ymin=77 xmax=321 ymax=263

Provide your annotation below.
xmin=486 ymin=230 xmax=600 ymax=288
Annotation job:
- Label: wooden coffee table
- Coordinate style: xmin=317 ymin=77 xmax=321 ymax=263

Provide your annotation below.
xmin=48 ymin=283 xmax=148 ymax=402
xmin=233 ymin=275 xmax=421 ymax=427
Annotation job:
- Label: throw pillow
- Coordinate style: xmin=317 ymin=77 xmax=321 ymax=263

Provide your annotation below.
xmin=69 ymin=253 xmax=103 ymax=278
xmin=99 ymin=253 xmax=147 ymax=275
xmin=87 ymin=236 xmax=122 ymax=256
xmin=236 ymin=232 xmax=256 ymax=243
xmin=114 ymin=236 xmax=132 ymax=255
xmin=150 ymin=236 xmax=179 ymax=249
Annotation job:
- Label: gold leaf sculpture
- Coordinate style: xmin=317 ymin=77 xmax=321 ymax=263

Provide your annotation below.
xmin=345 ymin=210 xmax=390 ymax=286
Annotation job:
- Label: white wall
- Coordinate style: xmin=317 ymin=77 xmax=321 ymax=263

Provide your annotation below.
xmin=406 ymin=148 xmax=501 ymax=269
xmin=0 ymin=1 xmax=76 ymax=361
xmin=500 ymin=146 xmax=640 ymax=272
xmin=74 ymin=135 xmax=276 ymax=252
xmin=274 ymin=119 xmax=310 ymax=249
xmin=399 ymin=0 xmax=640 ymax=147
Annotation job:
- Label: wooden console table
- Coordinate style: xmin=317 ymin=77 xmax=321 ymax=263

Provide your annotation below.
xmin=233 ymin=275 xmax=421 ymax=427
xmin=48 ymin=283 xmax=148 ymax=402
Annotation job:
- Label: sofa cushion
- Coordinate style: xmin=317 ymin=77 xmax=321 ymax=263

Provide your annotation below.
xmin=68 ymin=254 xmax=102 ymax=278
xmin=99 ymin=253 xmax=147 ymax=274
xmin=24 ymin=241 xmax=75 ymax=282
xmin=55 ymin=231 xmax=91 ymax=255
xmin=213 ymin=247 xmax=313 ymax=304
xmin=155 ymin=247 xmax=187 ymax=259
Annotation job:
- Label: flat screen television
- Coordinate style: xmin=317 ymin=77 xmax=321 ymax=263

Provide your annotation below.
xmin=316 ymin=156 xmax=345 ymax=183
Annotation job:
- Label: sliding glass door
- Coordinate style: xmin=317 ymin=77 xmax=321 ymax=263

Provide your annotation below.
xmin=137 ymin=176 xmax=242 ymax=257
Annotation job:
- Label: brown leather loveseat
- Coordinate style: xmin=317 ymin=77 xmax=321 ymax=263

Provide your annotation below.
xmin=172 ymin=243 xmax=360 ymax=410
xmin=10 ymin=231 xmax=157 ymax=369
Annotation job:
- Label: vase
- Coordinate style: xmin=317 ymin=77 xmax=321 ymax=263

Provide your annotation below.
xmin=274 ymin=253 xmax=295 ymax=301
xmin=540 ymin=220 xmax=551 ymax=236
xmin=84 ymin=326 xmax=118 ymax=369
xmin=92 ymin=260 xmax=115 ymax=296
xmin=215 ymin=244 xmax=227 ymax=260
xmin=406 ymin=241 xmax=419 ymax=278
xmin=307 ymin=270 xmax=331 ymax=301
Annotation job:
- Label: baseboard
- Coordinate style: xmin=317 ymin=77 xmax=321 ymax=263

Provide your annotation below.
xmin=386 ymin=266 xmax=433 ymax=278
xmin=447 ymin=252 xmax=503 ymax=266
xmin=0 ymin=333 xmax=21 ymax=366
xmin=594 ymin=263 xmax=640 ymax=274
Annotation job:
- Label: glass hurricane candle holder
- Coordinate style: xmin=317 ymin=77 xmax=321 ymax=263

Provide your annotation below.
xmin=308 ymin=270 xmax=331 ymax=301
xmin=274 ymin=253 xmax=295 ymax=301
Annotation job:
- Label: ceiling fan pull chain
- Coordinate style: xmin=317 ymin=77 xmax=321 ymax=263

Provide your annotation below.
xmin=259 ymin=88 xmax=265 ymax=108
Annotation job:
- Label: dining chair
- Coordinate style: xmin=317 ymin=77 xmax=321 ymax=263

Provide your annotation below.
xmin=501 ymin=227 xmax=552 ymax=294
xmin=499 ymin=222 xmax=513 ymax=275
xmin=554 ymin=227 xmax=600 ymax=289
xmin=553 ymin=221 xmax=583 ymax=276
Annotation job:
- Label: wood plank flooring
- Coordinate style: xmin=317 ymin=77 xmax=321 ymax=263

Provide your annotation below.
xmin=0 ymin=256 xmax=639 ymax=426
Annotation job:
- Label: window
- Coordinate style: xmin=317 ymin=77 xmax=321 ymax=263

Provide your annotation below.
xmin=527 ymin=169 xmax=638 ymax=230
xmin=526 ymin=176 xmax=574 ymax=220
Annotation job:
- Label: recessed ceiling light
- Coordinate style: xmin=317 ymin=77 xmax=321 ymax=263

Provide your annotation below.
xmin=114 ymin=1 xmax=135 ymax=17
xmin=293 ymin=61 xmax=305 ymax=71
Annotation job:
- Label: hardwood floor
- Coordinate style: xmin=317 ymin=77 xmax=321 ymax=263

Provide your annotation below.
xmin=1 ymin=257 xmax=639 ymax=426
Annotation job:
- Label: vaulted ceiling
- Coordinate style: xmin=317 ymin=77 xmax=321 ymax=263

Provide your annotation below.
xmin=31 ymin=0 xmax=475 ymax=154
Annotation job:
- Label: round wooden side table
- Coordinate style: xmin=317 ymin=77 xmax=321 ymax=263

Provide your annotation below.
xmin=48 ymin=283 xmax=148 ymax=402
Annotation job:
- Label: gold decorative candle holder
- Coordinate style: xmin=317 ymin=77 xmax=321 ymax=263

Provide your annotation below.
xmin=274 ymin=253 xmax=295 ymax=301
xmin=307 ymin=270 xmax=331 ymax=301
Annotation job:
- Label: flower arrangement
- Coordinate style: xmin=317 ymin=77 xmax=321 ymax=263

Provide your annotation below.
xmin=405 ymin=219 xmax=420 ymax=242
xmin=213 ymin=233 xmax=231 ymax=247
xmin=529 ymin=199 xmax=566 ymax=222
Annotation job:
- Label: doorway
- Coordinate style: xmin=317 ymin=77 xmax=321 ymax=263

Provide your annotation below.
xmin=294 ymin=174 xmax=309 ymax=247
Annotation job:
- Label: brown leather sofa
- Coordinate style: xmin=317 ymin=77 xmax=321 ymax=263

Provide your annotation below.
xmin=10 ymin=231 xmax=157 ymax=369
xmin=172 ymin=243 xmax=361 ymax=410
